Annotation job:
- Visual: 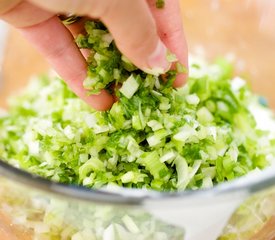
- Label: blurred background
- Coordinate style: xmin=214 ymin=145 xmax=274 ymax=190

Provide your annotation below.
xmin=181 ymin=0 xmax=275 ymax=107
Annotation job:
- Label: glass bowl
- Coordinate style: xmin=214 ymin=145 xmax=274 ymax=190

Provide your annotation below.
xmin=1 ymin=1 xmax=275 ymax=239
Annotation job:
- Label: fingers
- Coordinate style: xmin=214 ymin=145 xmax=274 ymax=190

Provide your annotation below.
xmin=19 ymin=16 xmax=115 ymax=110
xmin=1 ymin=1 xmax=114 ymax=110
xmin=1 ymin=0 xmax=188 ymax=113
xmin=100 ymin=0 xmax=170 ymax=74
xmin=0 ymin=0 xmax=53 ymax=27
xmin=29 ymin=0 xmax=170 ymax=74
xmin=147 ymin=0 xmax=188 ymax=87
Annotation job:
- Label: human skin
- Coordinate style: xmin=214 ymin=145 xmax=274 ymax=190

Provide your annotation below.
xmin=0 ymin=0 xmax=188 ymax=110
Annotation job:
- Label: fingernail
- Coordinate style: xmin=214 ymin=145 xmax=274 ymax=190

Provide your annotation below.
xmin=145 ymin=40 xmax=171 ymax=75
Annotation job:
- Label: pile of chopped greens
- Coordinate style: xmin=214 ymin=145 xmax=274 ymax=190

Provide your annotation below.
xmin=0 ymin=21 xmax=275 ymax=192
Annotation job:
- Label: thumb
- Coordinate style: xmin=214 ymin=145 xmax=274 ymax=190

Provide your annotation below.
xmin=29 ymin=0 xmax=170 ymax=74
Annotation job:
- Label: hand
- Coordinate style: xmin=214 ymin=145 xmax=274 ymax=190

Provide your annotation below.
xmin=0 ymin=0 xmax=188 ymax=110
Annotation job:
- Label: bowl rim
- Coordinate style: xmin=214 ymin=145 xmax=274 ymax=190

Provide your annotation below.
xmin=1 ymin=158 xmax=275 ymax=205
